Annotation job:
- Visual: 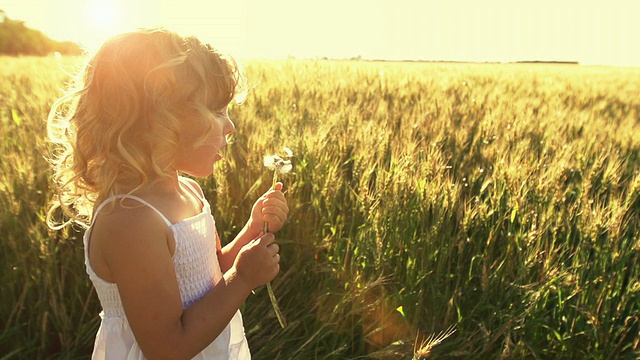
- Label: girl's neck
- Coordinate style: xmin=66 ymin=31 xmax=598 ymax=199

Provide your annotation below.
xmin=100 ymin=172 xmax=183 ymax=201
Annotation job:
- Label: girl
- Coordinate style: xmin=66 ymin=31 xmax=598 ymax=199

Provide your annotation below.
xmin=47 ymin=28 xmax=288 ymax=359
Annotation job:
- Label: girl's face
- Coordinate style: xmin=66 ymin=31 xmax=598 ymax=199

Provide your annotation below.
xmin=174 ymin=104 xmax=235 ymax=177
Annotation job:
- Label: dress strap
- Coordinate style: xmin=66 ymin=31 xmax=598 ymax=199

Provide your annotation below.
xmin=92 ymin=194 xmax=173 ymax=227
xmin=179 ymin=177 xmax=206 ymax=203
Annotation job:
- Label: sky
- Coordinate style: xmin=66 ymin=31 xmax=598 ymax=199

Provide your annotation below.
xmin=2 ymin=0 xmax=639 ymax=67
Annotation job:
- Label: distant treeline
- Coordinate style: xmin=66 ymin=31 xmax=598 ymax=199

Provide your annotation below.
xmin=516 ymin=60 xmax=579 ymax=65
xmin=0 ymin=10 xmax=82 ymax=56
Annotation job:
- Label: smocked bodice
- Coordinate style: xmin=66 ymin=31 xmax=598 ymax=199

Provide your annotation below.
xmin=82 ymin=177 xmax=250 ymax=359
xmin=84 ymin=204 xmax=221 ymax=317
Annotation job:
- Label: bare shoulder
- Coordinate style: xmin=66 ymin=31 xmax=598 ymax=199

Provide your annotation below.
xmin=181 ymin=176 xmax=205 ymax=198
xmin=88 ymin=198 xmax=187 ymax=349
xmin=89 ymin=198 xmax=174 ymax=283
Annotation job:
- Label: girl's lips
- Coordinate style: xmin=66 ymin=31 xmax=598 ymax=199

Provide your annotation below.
xmin=218 ymin=142 xmax=228 ymax=156
xmin=215 ymin=143 xmax=227 ymax=160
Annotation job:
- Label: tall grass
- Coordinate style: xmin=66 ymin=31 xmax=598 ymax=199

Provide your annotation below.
xmin=0 ymin=57 xmax=98 ymax=358
xmin=1 ymin=56 xmax=639 ymax=359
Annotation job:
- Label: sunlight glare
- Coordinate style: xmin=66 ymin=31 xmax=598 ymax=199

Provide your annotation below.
xmin=81 ymin=0 xmax=124 ymax=51
xmin=88 ymin=0 xmax=117 ymax=28
xmin=0 ymin=0 xmax=636 ymax=66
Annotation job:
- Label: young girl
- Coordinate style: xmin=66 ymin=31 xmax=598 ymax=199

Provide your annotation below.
xmin=47 ymin=28 xmax=288 ymax=359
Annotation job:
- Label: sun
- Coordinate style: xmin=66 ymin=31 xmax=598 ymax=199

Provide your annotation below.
xmin=88 ymin=0 xmax=118 ymax=28
xmin=81 ymin=0 xmax=124 ymax=50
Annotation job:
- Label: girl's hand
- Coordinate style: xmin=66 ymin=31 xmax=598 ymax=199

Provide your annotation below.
xmin=248 ymin=182 xmax=289 ymax=235
xmin=234 ymin=233 xmax=280 ymax=289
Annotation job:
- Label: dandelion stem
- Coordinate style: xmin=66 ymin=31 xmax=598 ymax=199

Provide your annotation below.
xmin=264 ymin=172 xmax=287 ymax=329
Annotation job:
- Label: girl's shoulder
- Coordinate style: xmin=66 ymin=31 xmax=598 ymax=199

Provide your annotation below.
xmin=88 ymin=197 xmax=174 ymax=283
xmin=92 ymin=199 xmax=172 ymax=245
xmin=179 ymin=176 xmax=205 ymax=198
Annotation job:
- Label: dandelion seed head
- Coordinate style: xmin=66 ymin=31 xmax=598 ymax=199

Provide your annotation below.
xmin=282 ymin=146 xmax=294 ymax=158
xmin=263 ymin=154 xmax=277 ymax=170
xmin=264 ymin=147 xmax=294 ymax=174
xmin=274 ymin=157 xmax=292 ymax=174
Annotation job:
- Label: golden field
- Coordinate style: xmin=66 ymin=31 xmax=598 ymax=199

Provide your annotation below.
xmin=1 ymin=56 xmax=639 ymax=359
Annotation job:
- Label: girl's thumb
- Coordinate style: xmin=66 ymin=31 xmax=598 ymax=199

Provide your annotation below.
xmin=274 ymin=182 xmax=283 ymax=191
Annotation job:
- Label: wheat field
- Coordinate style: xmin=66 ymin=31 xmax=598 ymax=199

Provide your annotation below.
xmin=1 ymin=56 xmax=639 ymax=359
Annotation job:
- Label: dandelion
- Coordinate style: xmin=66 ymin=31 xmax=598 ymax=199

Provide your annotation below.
xmin=263 ymin=151 xmax=293 ymax=180
xmin=262 ymin=146 xmax=293 ymax=329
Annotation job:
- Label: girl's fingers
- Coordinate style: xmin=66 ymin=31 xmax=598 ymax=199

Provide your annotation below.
xmin=264 ymin=214 xmax=285 ymax=227
xmin=257 ymin=184 xmax=288 ymax=233
xmin=262 ymin=197 xmax=289 ymax=213
xmin=262 ymin=205 xmax=287 ymax=220
xmin=258 ymin=232 xmax=275 ymax=246
xmin=263 ymin=191 xmax=287 ymax=204
xmin=262 ymin=201 xmax=288 ymax=214
xmin=267 ymin=243 xmax=280 ymax=256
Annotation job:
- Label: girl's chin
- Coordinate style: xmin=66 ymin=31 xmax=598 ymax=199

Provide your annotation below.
xmin=188 ymin=166 xmax=215 ymax=178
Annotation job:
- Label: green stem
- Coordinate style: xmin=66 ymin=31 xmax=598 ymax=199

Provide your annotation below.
xmin=264 ymin=172 xmax=287 ymax=329
xmin=266 ymin=281 xmax=287 ymax=328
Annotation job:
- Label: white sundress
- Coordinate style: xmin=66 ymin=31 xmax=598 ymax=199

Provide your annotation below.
xmin=83 ymin=177 xmax=251 ymax=359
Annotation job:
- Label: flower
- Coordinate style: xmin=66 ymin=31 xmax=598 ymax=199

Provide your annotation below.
xmin=263 ymin=147 xmax=293 ymax=175
xmin=261 ymin=146 xmax=293 ymax=329
xmin=282 ymin=146 xmax=294 ymax=158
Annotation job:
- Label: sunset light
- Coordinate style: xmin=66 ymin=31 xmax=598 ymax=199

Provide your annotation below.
xmin=81 ymin=0 xmax=123 ymax=50
xmin=3 ymin=0 xmax=640 ymax=358
xmin=2 ymin=0 xmax=639 ymax=65
xmin=86 ymin=0 xmax=117 ymax=28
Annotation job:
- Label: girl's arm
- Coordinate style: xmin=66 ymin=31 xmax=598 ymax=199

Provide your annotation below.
xmin=97 ymin=206 xmax=279 ymax=360
xmin=218 ymin=182 xmax=289 ymax=272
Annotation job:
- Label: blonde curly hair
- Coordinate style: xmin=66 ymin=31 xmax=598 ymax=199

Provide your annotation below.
xmin=47 ymin=28 xmax=244 ymax=228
